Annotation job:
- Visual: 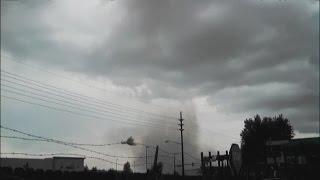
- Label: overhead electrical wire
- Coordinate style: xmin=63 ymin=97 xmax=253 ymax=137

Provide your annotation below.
xmin=0 ymin=135 xmax=176 ymax=161
xmin=1 ymin=90 xmax=238 ymax=147
xmin=1 ymin=70 xmax=238 ymax=141
xmin=184 ymin=152 xmax=201 ymax=162
xmin=1 ymin=128 xmax=200 ymax=168
xmin=1 ymin=71 xmax=180 ymax=129
xmin=137 ymin=143 xmax=200 ymax=162
xmin=1 ymin=128 xmax=184 ymax=164
xmin=1 ymin=135 xmax=181 ymax=159
xmin=1 ymin=128 xmax=196 ymax=162
xmin=1 ymin=54 xmax=173 ymax=110
xmin=1 ymin=87 xmax=175 ymax=129
xmin=0 ymin=79 xmax=177 ymax=127
xmin=1 ymin=63 xmax=240 ymax=151
xmin=1 ymin=75 xmax=177 ymax=129
xmin=0 ymin=88 xmax=238 ymax=145
xmin=0 ymin=135 xmax=122 ymax=147
xmin=0 ymin=125 xmax=152 ymax=159
xmin=1 ymin=57 xmax=238 ymax=135
xmin=0 ymin=57 xmax=178 ymax=117
xmin=0 ymin=55 xmax=242 ymax=173
xmin=1 ymin=70 xmax=177 ymax=121
xmin=1 ymin=94 xmax=171 ymax=130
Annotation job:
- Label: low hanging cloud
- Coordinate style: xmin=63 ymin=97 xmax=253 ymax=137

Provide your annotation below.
xmin=1 ymin=0 xmax=319 ymax=135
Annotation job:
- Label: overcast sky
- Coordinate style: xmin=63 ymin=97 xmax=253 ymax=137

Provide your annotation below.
xmin=1 ymin=0 xmax=319 ymax=173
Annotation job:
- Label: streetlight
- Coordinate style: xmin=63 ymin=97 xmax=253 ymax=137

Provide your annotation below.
xmin=164 ymin=139 xmax=181 ymax=145
xmin=172 ymin=152 xmax=179 ymax=175
xmin=164 ymin=140 xmax=182 ymax=175
xmin=165 ymin=139 xmax=199 ymax=150
xmin=165 ymin=139 xmax=201 ymax=175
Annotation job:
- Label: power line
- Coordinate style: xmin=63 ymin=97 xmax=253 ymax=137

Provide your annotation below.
xmin=1 ymin=56 xmax=177 ymax=114
xmin=1 ymin=95 xmax=174 ymax=130
xmin=1 ymin=93 xmax=206 ymax=163
xmin=2 ymin=90 xmax=238 ymax=150
xmin=133 ymin=162 xmax=153 ymax=167
xmin=1 ymin=57 xmax=241 ymax=140
xmin=1 ymin=128 xmax=184 ymax=167
xmin=1 ymin=70 xmax=239 ymax=141
xmin=1 ymin=136 xmax=176 ymax=161
xmin=1 ymin=73 xmax=240 ymax=149
xmin=0 ymin=125 xmax=151 ymax=159
xmin=1 ymin=134 xmax=184 ymax=166
xmin=1 ymin=135 xmax=177 ymax=161
xmin=184 ymin=152 xmax=200 ymax=162
xmin=0 ymin=79 xmax=177 ymax=126
xmin=0 ymin=71 xmax=176 ymax=121
xmin=0 ymin=135 xmax=122 ymax=147
xmin=0 ymin=94 xmax=167 ymax=130
xmin=1 ymin=70 xmax=177 ymax=120
xmin=1 ymin=95 xmax=172 ymax=133
xmin=136 ymin=143 xmax=178 ymax=155
xmin=1 ymin=86 xmax=176 ymax=129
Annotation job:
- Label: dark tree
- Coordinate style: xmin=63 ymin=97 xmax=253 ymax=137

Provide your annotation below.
xmin=91 ymin=166 xmax=97 ymax=171
xmin=240 ymin=114 xmax=294 ymax=168
xmin=84 ymin=165 xmax=89 ymax=171
xmin=123 ymin=162 xmax=133 ymax=174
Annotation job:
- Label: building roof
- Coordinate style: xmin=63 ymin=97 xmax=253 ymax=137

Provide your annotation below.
xmin=53 ymin=156 xmax=85 ymax=160
xmin=266 ymin=137 xmax=320 ymax=147
xmin=285 ymin=137 xmax=320 ymax=147
xmin=1 ymin=156 xmax=85 ymax=160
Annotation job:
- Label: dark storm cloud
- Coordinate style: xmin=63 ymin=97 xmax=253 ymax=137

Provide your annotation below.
xmin=209 ymin=81 xmax=319 ymax=132
xmin=1 ymin=0 xmax=319 ymax=132
xmin=83 ymin=0 xmax=318 ymax=91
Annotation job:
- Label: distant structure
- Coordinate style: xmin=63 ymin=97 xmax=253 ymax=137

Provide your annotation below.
xmin=265 ymin=137 xmax=320 ymax=179
xmin=200 ymin=148 xmax=232 ymax=178
xmin=266 ymin=137 xmax=319 ymax=166
xmin=0 ymin=156 xmax=85 ymax=171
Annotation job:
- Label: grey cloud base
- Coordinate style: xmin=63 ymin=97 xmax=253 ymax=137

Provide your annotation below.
xmin=1 ymin=0 xmax=319 ymax=133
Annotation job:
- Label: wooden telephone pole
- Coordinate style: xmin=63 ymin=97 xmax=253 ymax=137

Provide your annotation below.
xmin=145 ymin=146 xmax=149 ymax=173
xmin=153 ymin=145 xmax=159 ymax=168
xmin=179 ymin=111 xmax=185 ymax=176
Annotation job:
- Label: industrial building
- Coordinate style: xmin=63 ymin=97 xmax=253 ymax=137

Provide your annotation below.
xmin=0 ymin=156 xmax=85 ymax=172
xmin=265 ymin=137 xmax=320 ymax=179
xmin=265 ymin=137 xmax=320 ymax=166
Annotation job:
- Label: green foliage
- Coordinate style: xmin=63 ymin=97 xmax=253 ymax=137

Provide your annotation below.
xmin=240 ymin=114 xmax=294 ymax=166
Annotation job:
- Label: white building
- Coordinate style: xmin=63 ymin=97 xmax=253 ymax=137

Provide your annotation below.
xmin=0 ymin=156 xmax=85 ymax=171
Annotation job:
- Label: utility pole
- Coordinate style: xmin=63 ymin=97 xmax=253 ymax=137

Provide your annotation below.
xmin=145 ymin=146 xmax=149 ymax=173
xmin=179 ymin=111 xmax=185 ymax=176
xmin=153 ymin=145 xmax=159 ymax=168
xmin=133 ymin=161 xmax=135 ymax=173
xmin=173 ymin=153 xmax=177 ymax=175
xmin=116 ymin=158 xmax=118 ymax=171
